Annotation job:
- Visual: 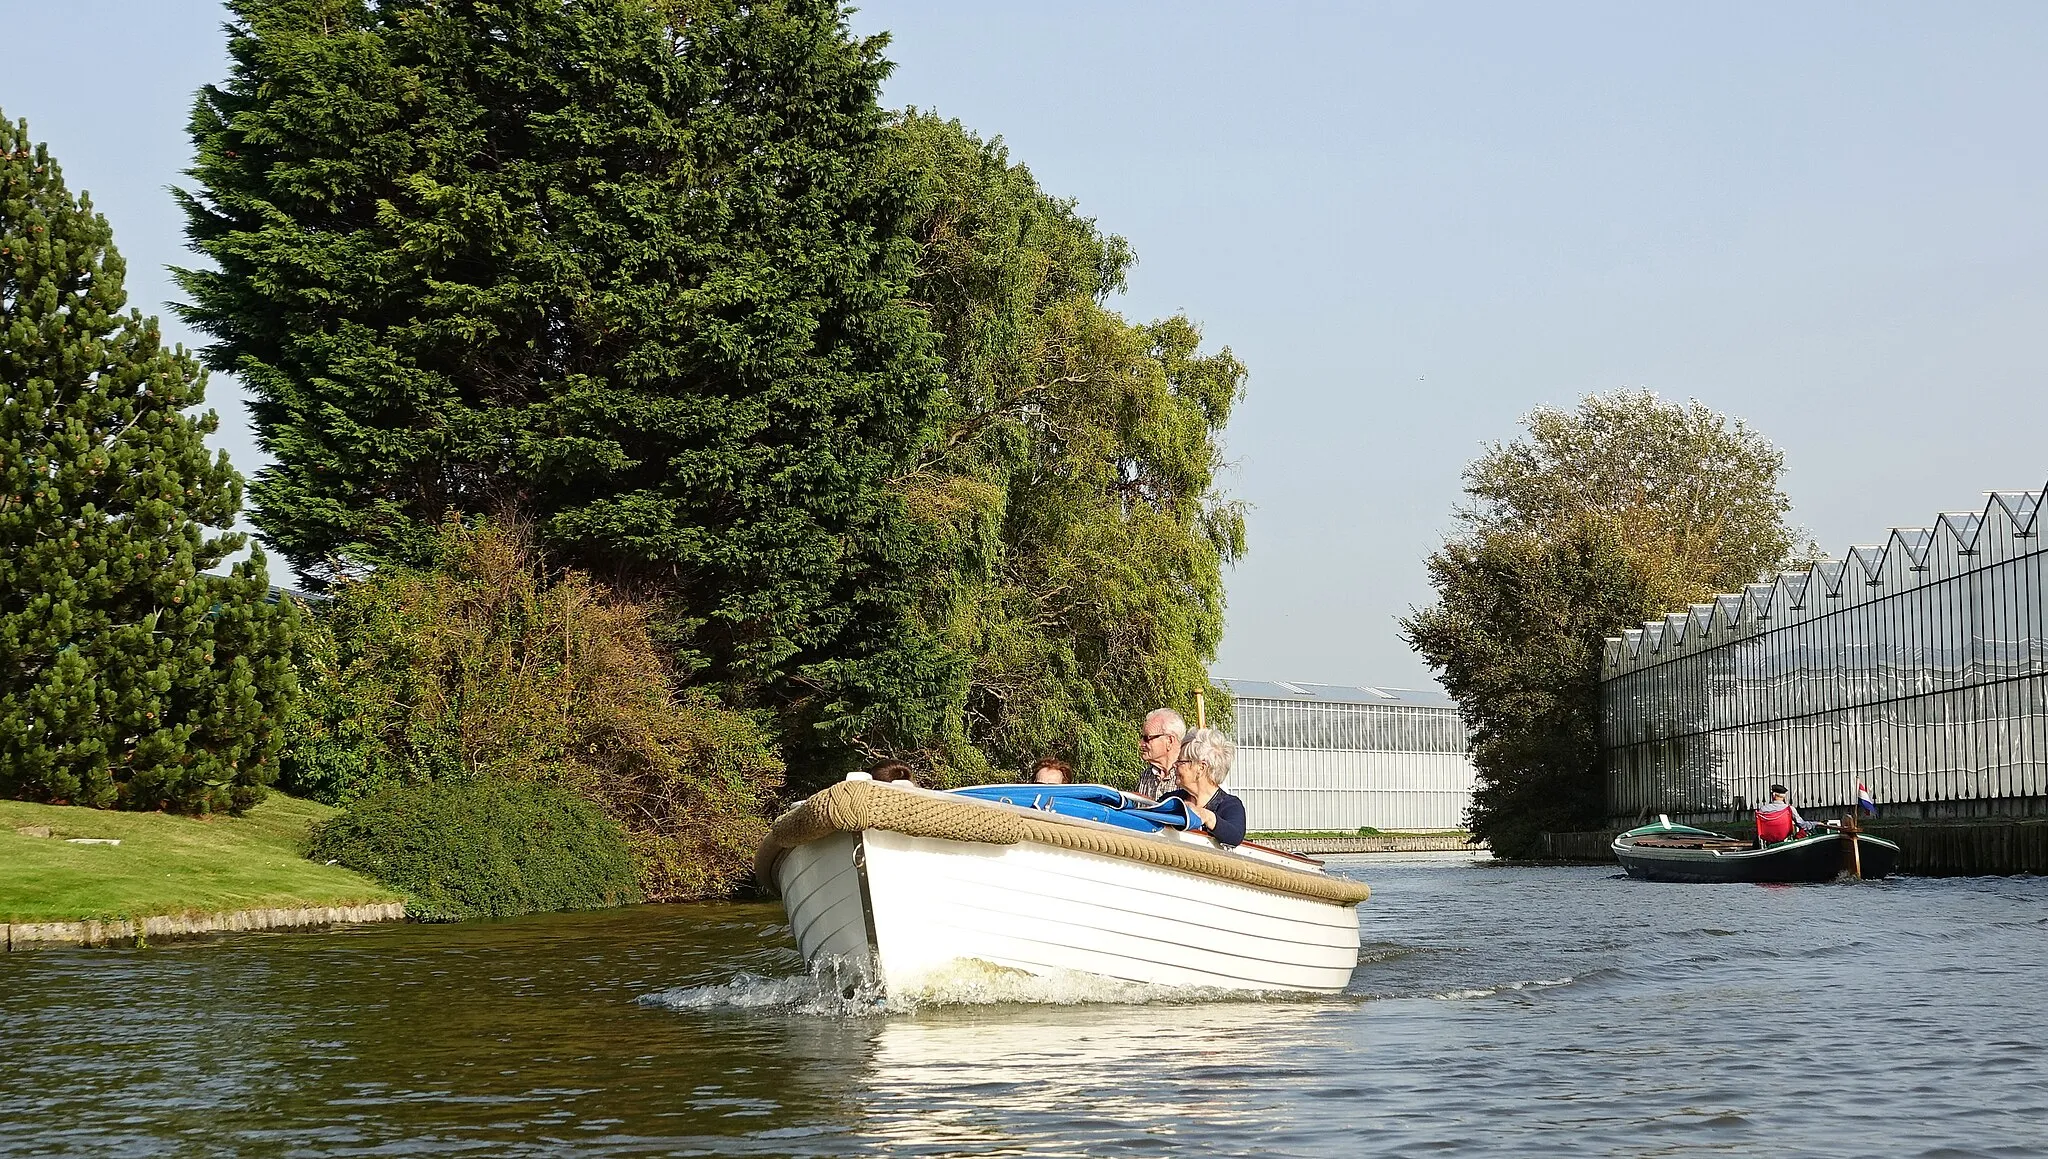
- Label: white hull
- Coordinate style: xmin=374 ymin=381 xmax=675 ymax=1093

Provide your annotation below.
xmin=776 ymin=828 xmax=1362 ymax=996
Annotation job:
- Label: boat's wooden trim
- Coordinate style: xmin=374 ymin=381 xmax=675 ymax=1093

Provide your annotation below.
xmin=1236 ymin=839 xmax=1325 ymax=867
xmin=852 ymin=833 xmax=881 ymax=978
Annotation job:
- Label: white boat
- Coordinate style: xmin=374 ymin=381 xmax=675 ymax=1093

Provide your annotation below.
xmin=755 ymin=778 xmax=1371 ymax=996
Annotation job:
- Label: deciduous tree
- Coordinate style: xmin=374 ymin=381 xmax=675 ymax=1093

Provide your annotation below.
xmin=285 ymin=518 xmax=783 ymax=900
xmin=889 ymin=115 xmax=1244 ymax=784
xmin=1402 ymin=391 xmax=1802 ymax=855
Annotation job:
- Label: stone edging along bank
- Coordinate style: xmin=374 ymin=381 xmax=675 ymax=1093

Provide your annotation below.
xmin=1267 ymin=834 xmax=1479 ymax=855
xmin=4 ymin=902 xmax=407 ymax=950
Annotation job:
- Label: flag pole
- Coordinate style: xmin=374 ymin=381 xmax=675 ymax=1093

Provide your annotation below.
xmin=1194 ymin=689 xmax=1208 ymax=731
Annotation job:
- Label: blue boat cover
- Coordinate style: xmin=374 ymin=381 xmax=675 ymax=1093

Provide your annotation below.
xmin=949 ymin=783 xmax=1206 ymax=835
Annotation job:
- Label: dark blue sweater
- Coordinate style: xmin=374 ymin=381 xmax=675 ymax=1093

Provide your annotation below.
xmin=1164 ymin=787 xmax=1247 ymax=848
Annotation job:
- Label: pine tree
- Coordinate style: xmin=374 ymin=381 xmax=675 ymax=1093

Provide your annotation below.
xmin=0 ymin=114 xmax=298 ymax=813
xmin=177 ymin=0 xmax=946 ymax=771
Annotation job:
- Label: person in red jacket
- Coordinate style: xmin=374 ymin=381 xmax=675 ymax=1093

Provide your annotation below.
xmin=1754 ymin=784 xmax=1810 ymax=844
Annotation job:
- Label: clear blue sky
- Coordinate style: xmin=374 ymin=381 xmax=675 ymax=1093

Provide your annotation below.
xmin=7 ymin=1 xmax=2047 ymax=691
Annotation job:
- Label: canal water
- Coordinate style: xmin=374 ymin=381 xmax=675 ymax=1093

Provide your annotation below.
xmin=3 ymin=858 xmax=2043 ymax=1157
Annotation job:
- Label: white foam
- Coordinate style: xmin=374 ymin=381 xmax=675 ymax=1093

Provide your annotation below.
xmin=639 ymin=956 xmax=1324 ymax=1017
xmin=1426 ymin=976 xmax=1575 ymax=1001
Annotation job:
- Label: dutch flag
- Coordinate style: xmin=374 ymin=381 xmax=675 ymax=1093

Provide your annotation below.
xmin=1857 ymin=781 xmax=1877 ymax=815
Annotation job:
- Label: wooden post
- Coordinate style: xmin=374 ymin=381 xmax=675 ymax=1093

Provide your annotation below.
xmin=1842 ymin=811 xmax=1863 ymax=880
xmin=1194 ymin=689 xmax=1208 ymax=731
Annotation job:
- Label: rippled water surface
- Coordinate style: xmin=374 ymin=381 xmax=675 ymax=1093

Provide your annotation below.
xmin=4 ymin=857 xmax=2045 ymax=1157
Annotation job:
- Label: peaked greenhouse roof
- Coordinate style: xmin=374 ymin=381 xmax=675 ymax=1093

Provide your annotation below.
xmin=1219 ymin=679 xmax=1456 ymax=710
xmin=1602 ymin=478 xmax=2045 ymax=677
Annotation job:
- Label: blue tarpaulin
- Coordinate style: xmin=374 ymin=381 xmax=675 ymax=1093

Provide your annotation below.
xmin=949 ymin=783 xmax=1205 ymax=835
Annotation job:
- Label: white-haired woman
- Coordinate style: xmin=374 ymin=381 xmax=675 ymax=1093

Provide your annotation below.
xmin=1166 ymin=728 xmax=1247 ymax=848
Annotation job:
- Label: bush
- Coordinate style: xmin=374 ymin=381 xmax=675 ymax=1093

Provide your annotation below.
xmin=281 ymin=518 xmax=783 ymax=899
xmin=308 ymin=779 xmax=642 ymax=921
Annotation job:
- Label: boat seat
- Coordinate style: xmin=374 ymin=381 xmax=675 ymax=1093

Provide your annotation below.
xmin=1626 ymin=835 xmax=1752 ymax=851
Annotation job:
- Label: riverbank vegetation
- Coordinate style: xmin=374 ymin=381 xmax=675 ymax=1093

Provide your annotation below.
xmin=4 ymin=0 xmax=1248 ymax=917
xmin=1402 ymin=392 xmax=1807 ymax=858
xmin=0 ymin=795 xmax=395 ymax=923
xmin=285 ymin=519 xmax=781 ymax=902
xmin=306 ymin=780 xmax=641 ymax=922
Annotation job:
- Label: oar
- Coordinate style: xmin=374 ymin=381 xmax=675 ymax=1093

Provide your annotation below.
xmin=1841 ymin=810 xmax=1863 ymax=880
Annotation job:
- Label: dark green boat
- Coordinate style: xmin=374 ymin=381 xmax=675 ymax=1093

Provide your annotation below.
xmin=1613 ymin=818 xmax=1900 ymax=883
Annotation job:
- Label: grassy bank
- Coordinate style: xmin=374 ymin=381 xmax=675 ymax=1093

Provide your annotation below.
xmin=0 ymin=795 xmax=400 ymax=923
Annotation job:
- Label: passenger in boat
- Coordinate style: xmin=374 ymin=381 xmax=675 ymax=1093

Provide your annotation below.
xmin=868 ymin=760 xmax=919 ymax=787
xmin=1754 ymin=784 xmax=1812 ymax=844
xmin=1165 ymin=728 xmax=1247 ymax=848
xmin=1027 ymin=758 xmax=1074 ymax=785
xmin=1138 ymin=708 xmax=1186 ymax=800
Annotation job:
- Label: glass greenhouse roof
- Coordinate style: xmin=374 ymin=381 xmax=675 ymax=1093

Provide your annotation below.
xmin=1603 ymin=477 xmax=2047 ymax=675
xmin=1219 ymin=679 xmax=1457 ymax=710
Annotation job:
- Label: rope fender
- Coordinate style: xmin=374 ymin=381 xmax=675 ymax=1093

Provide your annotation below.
xmin=755 ymin=780 xmax=1371 ymax=906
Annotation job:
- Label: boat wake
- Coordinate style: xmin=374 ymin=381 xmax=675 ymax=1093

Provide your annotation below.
xmin=1425 ymin=976 xmax=1576 ymax=1001
xmin=638 ymin=956 xmax=1329 ymax=1017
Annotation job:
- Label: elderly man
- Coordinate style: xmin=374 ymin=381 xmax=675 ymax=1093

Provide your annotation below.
xmin=1163 ymin=727 xmax=1247 ymax=848
xmin=1138 ymin=708 xmax=1185 ymax=800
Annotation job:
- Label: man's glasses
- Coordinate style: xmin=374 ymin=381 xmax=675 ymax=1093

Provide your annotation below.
xmin=1141 ymin=732 xmax=1172 ymax=743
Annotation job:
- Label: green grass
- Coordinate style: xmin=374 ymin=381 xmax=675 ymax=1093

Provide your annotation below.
xmin=0 ymin=794 xmax=401 ymax=923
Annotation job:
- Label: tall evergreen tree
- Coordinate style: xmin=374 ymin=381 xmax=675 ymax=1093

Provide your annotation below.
xmin=176 ymin=0 xmax=946 ymax=768
xmin=0 ymin=114 xmax=298 ymax=813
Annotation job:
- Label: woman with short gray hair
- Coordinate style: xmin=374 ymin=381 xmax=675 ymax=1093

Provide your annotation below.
xmin=1164 ymin=727 xmax=1247 ymax=847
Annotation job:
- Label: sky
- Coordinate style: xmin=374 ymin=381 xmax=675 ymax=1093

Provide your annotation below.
xmin=6 ymin=1 xmax=2047 ymax=692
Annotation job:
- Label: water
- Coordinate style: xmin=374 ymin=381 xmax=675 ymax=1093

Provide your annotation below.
xmin=4 ymin=857 xmax=2044 ymax=1157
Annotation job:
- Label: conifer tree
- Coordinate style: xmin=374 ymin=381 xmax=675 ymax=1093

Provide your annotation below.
xmin=0 ymin=114 xmax=298 ymax=813
xmin=177 ymin=0 xmax=946 ymax=769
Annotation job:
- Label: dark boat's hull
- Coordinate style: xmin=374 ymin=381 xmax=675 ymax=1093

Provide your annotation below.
xmin=1615 ymin=831 xmax=1901 ymax=883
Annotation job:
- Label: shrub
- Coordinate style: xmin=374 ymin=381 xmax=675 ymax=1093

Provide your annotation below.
xmin=308 ymin=779 xmax=642 ymax=921
xmin=282 ymin=518 xmax=783 ymax=899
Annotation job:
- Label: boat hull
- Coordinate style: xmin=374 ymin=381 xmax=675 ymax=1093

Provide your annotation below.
xmin=776 ymin=828 xmax=1363 ymax=995
xmin=1615 ymin=831 xmax=1901 ymax=883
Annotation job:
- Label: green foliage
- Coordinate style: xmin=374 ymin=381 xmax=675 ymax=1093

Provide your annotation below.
xmin=0 ymin=113 xmax=298 ymax=814
xmin=1460 ymin=389 xmax=1804 ymax=602
xmin=1403 ymin=392 xmax=1800 ymax=856
xmin=307 ymin=778 xmax=641 ymax=921
xmin=283 ymin=519 xmax=782 ymax=900
xmin=1404 ymin=515 xmax=1660 ymax=858
xmin=885 ymin=113 xmax=1244 ymax=787
xmin=177 ymin=0 xmax=947 ymax=776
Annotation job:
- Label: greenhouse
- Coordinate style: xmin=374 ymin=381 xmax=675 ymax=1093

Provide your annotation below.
xmin=1221 ymin=680 xmax=1475 ymax=832
xmin=1600 ymin=480 xmax=2048 ymax=825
